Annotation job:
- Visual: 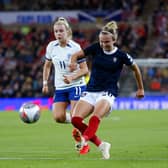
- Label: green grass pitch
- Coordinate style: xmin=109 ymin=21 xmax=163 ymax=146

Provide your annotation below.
xmin=0 ymin=110 xmax=168 ymax=168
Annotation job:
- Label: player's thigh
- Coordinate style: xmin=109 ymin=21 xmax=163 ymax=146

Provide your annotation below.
xmin=53 ymin=102 xmax=69 ymax=118
xmin=93 ymin=100 xmax=111 ymax=119
xmin=72 ymin=100 xmax=94 ymax=118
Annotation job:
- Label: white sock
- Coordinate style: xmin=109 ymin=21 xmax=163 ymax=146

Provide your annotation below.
xmin=98 ymin=142 xmax=104 ymax=150
xmin=65 ymin=113 xmax=71 ymax=123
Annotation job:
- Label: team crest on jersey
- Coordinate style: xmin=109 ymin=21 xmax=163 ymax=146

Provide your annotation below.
xmin=67 ymin=53 xmax=71 ymax=59
xmin=113 ymin=57 xmax=117 ymax=62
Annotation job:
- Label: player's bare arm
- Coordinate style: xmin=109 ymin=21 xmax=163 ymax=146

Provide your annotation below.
xmin=64 ymin=61 xmax=88 ymax=84
xmin=130 ymin=63 xmax=144 ymax=98
xmin=42 ymin=60 xmax=52 ymax=94
xmin=69 ymin=50 xmax=85 ymax=72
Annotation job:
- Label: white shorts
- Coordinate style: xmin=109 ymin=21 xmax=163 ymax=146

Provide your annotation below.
xmin=80 ymin=91 xmax=116 ymax=115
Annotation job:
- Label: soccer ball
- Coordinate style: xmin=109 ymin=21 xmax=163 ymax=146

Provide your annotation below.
xmin=19 ymin=102 xmax=40 ymax=124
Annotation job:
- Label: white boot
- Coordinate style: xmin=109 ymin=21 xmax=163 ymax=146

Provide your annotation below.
xmin=99 ymin=142 xmax=111 ymax=159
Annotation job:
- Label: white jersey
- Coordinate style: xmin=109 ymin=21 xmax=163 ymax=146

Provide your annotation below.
xmin=45 ymin=40 xmax=86 ymax=90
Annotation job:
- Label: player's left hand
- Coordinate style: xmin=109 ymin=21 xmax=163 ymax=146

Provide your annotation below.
xmin=136 ymin=89 xmax=144 ymax=99
xmin=63 ymin=75 xmax=73 ymax=84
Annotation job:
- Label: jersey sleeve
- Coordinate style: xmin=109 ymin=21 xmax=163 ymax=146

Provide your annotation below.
xmin=45 ymin=43 xmax=52 ymax=61
xmin=77 ymin=43 xmax=97 ymax=64
xmin=76 ymin=44 xmax=86 ymax=64
xmin=77 ymin=58 xmax=86 ymax=64
xmin=71 ymin=40 xmax=86 ymax=64
xmin=83 ymin=43 xmax=98 ymax=57
xmin=76 ymin=42 xmax=82 ymax=51
xmin=123 ymin=53 xmax=135 ymax=66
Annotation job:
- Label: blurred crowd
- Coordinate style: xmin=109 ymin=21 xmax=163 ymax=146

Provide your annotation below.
xmin=0 ymin=0 xmax=168 ymax=98
xmin=0 ymin=0 xmax=145 ymax=13
xmin=143 ymin=0 xmax=168 ymax=95
xmin=150 ymin=0 xmax=168 ymax=59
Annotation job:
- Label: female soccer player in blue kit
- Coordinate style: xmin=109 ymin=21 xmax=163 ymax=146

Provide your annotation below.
xmin=42 ymin=17 xmax=88 ymax=123
xmin=68 ymin=21 xmax=144 ymax=159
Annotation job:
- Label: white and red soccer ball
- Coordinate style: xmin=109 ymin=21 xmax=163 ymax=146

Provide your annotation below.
xmin=19 ymin=102 xmax=40 ymax=124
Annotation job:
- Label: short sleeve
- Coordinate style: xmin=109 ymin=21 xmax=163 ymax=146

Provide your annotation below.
xmin=45 ymin=43 xmax=52 ymax=60
xmin=83 ymin=43 xmax=99 ymax=57
xmin=123 ymin=53 xmax=134 ymax=66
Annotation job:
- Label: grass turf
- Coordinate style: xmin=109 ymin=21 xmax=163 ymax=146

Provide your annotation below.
xmin=0 ymin=110 xmax=168 ymax=168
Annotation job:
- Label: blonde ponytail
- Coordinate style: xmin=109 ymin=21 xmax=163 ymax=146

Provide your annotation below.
xmin=101 ymin=21 xmax=118 ymax=41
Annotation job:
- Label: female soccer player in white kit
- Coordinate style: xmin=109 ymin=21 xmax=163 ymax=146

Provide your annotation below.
xmin=69 ymin=21 xmax=144 ymax=159
xmin=42 ymin=17 xmax=88 ymax=123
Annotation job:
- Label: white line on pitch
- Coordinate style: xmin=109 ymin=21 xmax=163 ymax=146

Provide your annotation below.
xmin=0 ymin=157 xmax=168 ymax=161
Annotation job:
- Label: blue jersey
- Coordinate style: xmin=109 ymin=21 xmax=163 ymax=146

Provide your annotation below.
xmin=83 ymin=42 xmax=134 ymax=97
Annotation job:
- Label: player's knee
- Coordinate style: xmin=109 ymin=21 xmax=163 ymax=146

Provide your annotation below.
xmin=53 ymin=114 xmax=65 ymax=123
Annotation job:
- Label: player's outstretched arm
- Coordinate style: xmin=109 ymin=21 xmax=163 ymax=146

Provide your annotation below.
xmin=64 ymin=61 xmax=88 ymax=84
xmin=69 ymin=50 xmax=85 ymax=72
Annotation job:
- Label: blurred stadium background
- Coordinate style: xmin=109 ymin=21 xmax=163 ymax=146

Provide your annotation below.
xmin=0 ymin=0 xmax=168 ymax=111
xmin=0 ymin=1 xmax=168 ymax=167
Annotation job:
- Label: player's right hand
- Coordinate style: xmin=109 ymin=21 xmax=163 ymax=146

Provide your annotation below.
xmin=136 ymin=89 xmax=144 ymax=99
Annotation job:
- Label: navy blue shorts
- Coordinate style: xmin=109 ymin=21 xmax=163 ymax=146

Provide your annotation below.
xmin=53 ymin=86 xmax=86 ymax=102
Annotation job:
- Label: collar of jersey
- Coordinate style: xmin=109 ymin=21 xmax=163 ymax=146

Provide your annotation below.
xmin=103 ymin=46 xmax=118 ymax=55
xmin=54 ymin=41 xmax=72 ymax=48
